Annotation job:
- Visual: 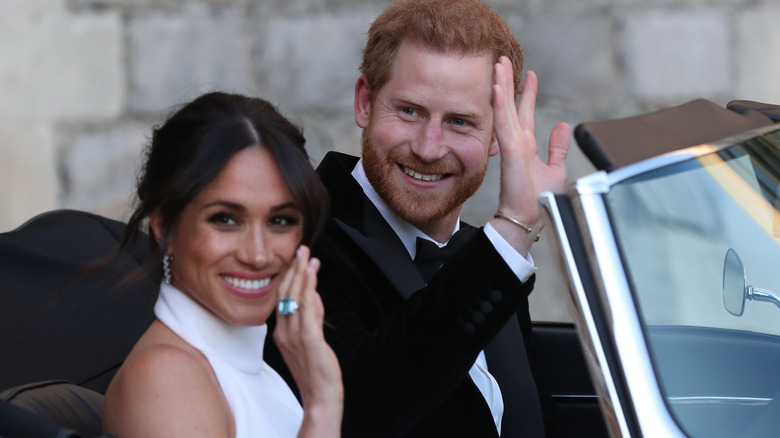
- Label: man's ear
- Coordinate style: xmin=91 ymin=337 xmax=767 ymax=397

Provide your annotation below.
xmin=489 ymin=136 xmax=500 ymax=157
xmin=148 ymin=212 xmax=165 ymax=246
xmin=354 ymin=75 xmax=372 ymax=129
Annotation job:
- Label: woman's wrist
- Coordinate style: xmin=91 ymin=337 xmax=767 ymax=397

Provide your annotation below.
xmin=299 ymin=402 xmax=343 ymax=438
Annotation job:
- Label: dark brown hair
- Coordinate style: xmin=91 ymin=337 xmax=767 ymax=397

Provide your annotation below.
xmin=122 ymin=92 xmax=329 ymax=271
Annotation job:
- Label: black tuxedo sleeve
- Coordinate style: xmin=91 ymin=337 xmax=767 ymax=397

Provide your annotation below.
xmin=313 ymin=226 xmax=535 ymax=437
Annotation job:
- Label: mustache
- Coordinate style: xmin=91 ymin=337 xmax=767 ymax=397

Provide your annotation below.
xmin=386 ymin=148 xmax=464 ymax=176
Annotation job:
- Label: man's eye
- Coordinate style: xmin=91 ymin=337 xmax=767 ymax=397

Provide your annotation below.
xmin=402 ymin=108 xmax=416 ymax=116
xmin=452 ymin=118 xmax=466 ymax=126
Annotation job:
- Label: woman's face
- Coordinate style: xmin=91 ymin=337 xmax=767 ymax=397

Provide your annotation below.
xmin=161 ymin=146 xmax=303 ymax=326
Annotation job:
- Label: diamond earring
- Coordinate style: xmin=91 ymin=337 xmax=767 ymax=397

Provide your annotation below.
xmin=163 ymin=254 xmax=174 ymax=284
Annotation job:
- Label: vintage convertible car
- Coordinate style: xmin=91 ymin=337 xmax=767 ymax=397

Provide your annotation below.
xmin=540 ymin=99 xmax=780 ymax=437
xmin=1 ymin=99 xmax=778 ymax=437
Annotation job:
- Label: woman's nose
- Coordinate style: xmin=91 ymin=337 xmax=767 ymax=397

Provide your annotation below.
xmin=238 ymin=228 xmax=269 ymax=268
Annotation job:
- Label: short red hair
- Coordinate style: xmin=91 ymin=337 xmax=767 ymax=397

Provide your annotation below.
xmin=360 ymin=0 xmax=524 ymax=97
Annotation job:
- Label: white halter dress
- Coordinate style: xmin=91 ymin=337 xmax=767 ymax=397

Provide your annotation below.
xmin=154 ymin=283 xmax=303 ymax=438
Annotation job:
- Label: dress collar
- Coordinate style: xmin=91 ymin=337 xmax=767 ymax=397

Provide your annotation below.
xmin=154 ymin=282 xmax=267 ymax=375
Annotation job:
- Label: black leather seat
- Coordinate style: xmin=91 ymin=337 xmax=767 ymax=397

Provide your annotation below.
xmin=1 ymin=381 xmax=109 ymax=438
xmin=0 ymin=210 xmax=159 ymax=437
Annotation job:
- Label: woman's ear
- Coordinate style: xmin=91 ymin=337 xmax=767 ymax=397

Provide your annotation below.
xmin=148 ymin=212 xmax=165 ymax=246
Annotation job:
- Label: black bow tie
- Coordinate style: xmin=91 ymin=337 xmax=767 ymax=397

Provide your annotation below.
xmin=414 ymin=238 xmax=448 ymax=284
xmin=413 ymin=228 xmax=472 ymax=284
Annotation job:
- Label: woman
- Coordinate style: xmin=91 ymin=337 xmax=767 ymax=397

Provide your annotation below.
xmin=102 ymin=92 xmax=342 ymax=438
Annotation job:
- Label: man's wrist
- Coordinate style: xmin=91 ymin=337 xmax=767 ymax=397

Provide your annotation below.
xmin=487 ymin=214 xmax=542 ymax=258
xmin=483 ymin=223 xmax=536 ymax=282
xmin=493 ymin=211 xmax=539 ymax=241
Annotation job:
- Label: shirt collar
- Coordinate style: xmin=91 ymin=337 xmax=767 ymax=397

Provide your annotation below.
xmin=352 ymin=158 xmax=459 ymax=259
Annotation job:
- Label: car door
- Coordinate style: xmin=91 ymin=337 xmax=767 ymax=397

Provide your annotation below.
xmin=540 ymin=101 xmax=780 ymax=437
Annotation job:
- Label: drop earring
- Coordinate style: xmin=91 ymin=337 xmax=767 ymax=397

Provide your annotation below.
xmin=163 ymin=254 xmax=174 ymax=284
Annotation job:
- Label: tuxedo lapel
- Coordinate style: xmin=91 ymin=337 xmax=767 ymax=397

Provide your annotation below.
xmin=485 ymin=317 xmax=544 ymax=437
xmin=320 ymin=152 xmax=425 ymax=298
xmin=335 ymin=199 xmax=424 ymax=299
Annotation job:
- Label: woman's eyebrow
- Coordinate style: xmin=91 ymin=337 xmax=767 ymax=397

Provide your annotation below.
xmin=202 ymin=200 xmax=245 ymax=211
xmin=271 ymin=202 xmax=299 ymax=212
xmin=201 ymin=200 xmax=298 ymax=212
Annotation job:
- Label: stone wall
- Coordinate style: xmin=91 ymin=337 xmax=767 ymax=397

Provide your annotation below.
xmin=2 ymin=0 xmax=779 ymax=320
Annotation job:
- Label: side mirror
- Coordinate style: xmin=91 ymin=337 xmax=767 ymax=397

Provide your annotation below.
xmin=723 ymin=248 xmax=780 ymax=316
xmin=723 ymin=248 xmax=748 ymax=316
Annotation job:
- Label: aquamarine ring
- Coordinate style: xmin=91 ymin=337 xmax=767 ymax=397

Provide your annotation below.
xmin=278 ymin=296 xmax=300 ymax=315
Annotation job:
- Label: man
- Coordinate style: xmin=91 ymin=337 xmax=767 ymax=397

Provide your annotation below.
xmin=311 ymin=0 xmax=570 ymax=436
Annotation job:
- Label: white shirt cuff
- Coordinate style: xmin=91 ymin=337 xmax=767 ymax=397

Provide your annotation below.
xmin=483 ymin=222 xmax=536 ymax=283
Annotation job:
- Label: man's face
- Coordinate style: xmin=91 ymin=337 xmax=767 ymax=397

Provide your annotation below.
xmin=356 ymin=41 xmax=499 ymax=231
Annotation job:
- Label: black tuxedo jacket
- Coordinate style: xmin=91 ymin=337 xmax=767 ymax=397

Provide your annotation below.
xmin=310 ymin=152 xmax=545 ymax=438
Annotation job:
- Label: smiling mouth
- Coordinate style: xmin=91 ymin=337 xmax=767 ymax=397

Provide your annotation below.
xmin=221 ymin=275 xmax=271 ymax=291
xmin=402 ymin=165 xmax=445 ymax=182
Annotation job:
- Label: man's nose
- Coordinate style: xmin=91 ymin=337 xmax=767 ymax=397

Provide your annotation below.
xmin=410 ymin=121 xmax=447 ymax=163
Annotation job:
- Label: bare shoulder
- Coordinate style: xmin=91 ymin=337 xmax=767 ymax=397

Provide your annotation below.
xmin=103 ymin=321 xmax=234 ymax=438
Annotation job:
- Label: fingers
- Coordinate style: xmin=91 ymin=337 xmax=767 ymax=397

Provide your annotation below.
xmin=277 ymin=246 xmax=308 ymax=317
xmin=298 ymin=257 xmax=323 ymax=334
xmin=548 ymin=122 xmax=571 ymax=172
xmin=275 ymin=245 xmax=324 ymax=341
xmin=492 ymin=57 xmax=516 ymax=148
xmin=517 ymin=70 xmax=537 ymax=134
xmin=492 ymin=57 xmax=513 ymax=114
xmin=493 ymin=57 xmax=540 ymax=162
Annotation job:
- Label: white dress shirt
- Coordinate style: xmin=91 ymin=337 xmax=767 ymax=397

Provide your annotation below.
xmin=352 ymin=159 xmax=537 ymax=434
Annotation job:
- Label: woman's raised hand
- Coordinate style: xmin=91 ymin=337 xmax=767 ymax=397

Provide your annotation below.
xmin=274 ymin=245 xmax=343 ymax=438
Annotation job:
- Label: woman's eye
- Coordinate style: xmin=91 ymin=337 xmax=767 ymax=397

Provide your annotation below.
xmin=208 ymin=213 xmax=237 ymax=226
xmin=270 ymin=215 xmax=300 ymax=227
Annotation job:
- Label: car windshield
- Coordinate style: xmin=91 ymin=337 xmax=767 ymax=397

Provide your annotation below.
xmin=606 ymin=128 xmax=780 ymax=437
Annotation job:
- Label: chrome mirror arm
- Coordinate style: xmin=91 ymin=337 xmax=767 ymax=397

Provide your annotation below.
xmin=747 ymin=285 xmax=780 ymax=310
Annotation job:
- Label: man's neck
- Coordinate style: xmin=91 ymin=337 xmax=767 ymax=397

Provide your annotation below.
xmin=417 ymin=210 xmax=461 ymax=244
xmin=351 ymin=159 xmax=460 ymax=256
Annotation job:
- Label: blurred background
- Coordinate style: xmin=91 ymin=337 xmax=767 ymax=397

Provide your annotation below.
xmin=2 ymin=0 xmax=779 ymax=321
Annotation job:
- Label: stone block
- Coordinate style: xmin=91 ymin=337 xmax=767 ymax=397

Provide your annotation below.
xmin=61 ymin=122 xmax=149 ymax=220
xmin=294 ymin=110 xmax=363 ymax=166
xmin=127 ymin=4 xmax=257 ymax=114
xmin=623 ymin=10 xmax=731 ymax=103
xmin=511 ymin=12 xmax=620 ymax=113
xmin=0 ymin=121 xmax=58 ymax=232
xmin=0 ymin=0 xmax=123 ymax=121
xmin=735 ymin=4 xmax=780 ymax=104
xmin=257 ymin=13 xmax=369 ymax=114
